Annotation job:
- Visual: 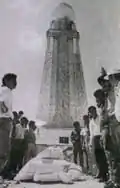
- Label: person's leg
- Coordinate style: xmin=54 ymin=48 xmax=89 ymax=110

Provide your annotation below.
xmin=96 ymin=148 xmax=108 ymax=181
xmin=93 ymin=136 xmax=101 ymax=178
xmin=78 ymin=145 xmax=83 ymax=168
xmin=17 ymin=140 xmax=25 ymax=171
xmin=0 ymin=138 xmax=18 ymax=179
xmin=0 ymin=118 xmax=11 ymax=171
xmin=31 ymin=144 xmax=36 ymax=158
xmin=73 ymin=143 xmax=78 ymax=164
xmin=8 ymin=139 xmax=22 ymax=174
xmin=24 ymin=143 xmax=32 ymax=164
xmin=22 ymin=139 xmax=28 ymax=166
xmin=84 ymin=148 xmax=89 ymax=172
xmin=94 ymin=135 xmax=108 ymax=181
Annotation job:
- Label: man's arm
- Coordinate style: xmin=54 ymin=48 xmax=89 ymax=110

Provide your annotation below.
xmin=0 ymin=89 xmax=9 ymax=113
xmin=0 ymin=101 xmax=8 ymax=113
xmin=97 ymin=67 xmax=107 ymax=86
xmin=70 ymin=131 xmax=76 ymax=144
xmin=89 ymin=121 xmax=93 ymax=146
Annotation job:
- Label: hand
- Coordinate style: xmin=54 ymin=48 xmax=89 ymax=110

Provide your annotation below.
xmin=1 ymin=102 xmax=8 ymax=113
xmin=100 ymin=136 xmax=103 ymax=147
xmin=89 ymin=143 xmax=92 ymax=150
xmin=101 ymin=67 xmax=107 ymax=76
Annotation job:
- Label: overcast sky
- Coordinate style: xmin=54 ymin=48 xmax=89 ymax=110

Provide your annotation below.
xmin=0 ymin=0 xmax=120 ymax=121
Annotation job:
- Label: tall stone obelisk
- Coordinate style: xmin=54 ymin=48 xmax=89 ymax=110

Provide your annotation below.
xmin=37 ymin=3 xmax=87 ymax=129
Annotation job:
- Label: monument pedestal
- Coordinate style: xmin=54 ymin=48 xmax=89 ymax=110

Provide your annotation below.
xmin=44 ymin=111 xmax=73 ymax=129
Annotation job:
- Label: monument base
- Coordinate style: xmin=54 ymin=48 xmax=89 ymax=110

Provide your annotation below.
xmin=36 ymin=125 xmax=73 ymax=147
xmin=43 ymin=111 xmax=73 ymax=129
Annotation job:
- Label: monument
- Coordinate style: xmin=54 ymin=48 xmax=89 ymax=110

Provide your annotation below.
xmin=36 ymin=3 xmax=87 ymax=147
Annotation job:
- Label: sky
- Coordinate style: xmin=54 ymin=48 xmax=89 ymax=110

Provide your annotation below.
xmin=0 ymin=0 xmax=120 ymax=121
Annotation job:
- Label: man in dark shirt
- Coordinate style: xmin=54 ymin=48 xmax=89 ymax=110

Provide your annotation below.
xmin=71 ymin=121 xmax=83 ymax=168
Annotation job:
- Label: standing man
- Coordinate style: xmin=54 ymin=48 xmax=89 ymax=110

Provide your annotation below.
xmin=81 ymin=115 xmax=90 ymax=173
xmin=97 ymin=67 xmax=114 ymax=115
xmin=104 ymin=69 xmax=120 ymax=188
xmin=0 ymin=73 xmax=17 ymax=170
xmin=93 ymin=89 xmax=112 ymax=182
xmin=88 ymin=106 xmax=108 ymax=182
xmin=70 ymin=121 xmax=83 ymax=168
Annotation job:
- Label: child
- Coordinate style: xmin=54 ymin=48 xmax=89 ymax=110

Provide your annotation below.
xmin=71 ymin=121 xmax=83 ymax=167
xmin=24 ymin=121 xmax=36 ymax=163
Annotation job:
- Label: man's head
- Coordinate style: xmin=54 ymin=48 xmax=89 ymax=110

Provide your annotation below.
xmin=93 ymin=89 xmax=106 ymax=108
xmin=83 ymin=115 xmax=89 ymax=127
xmin=18 ymin=111 xmax=24 ymax=119
xmin=88 ymin=106 xmax=97 ymax=119
xmin=20 ymin=117 xmax=28 ymax=128
xmin=13 ymin=111 xmax=18 ymax=119
xmin=2 ymin=73 xmax=17 ymax=90
xmin=73 ymin=121 xmax=80 ymax=131
xmin=97 ymin=78 xmax=111 ymax=92
xmin=29 ymin=120 xmax=36 ymax=131
xmin=109 ymin=73 xmax=120 ymax=87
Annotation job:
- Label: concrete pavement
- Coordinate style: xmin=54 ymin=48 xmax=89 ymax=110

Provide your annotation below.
xmin=8 ymin=176 xmax=104 ymax=188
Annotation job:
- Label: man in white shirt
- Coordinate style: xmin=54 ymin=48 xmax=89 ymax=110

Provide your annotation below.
xmin=0 ymin=73 xmax=17 ymax=172
xmin=88 ymin=106 xmax=108 ymax=182
xmin=81 ymin=115 xmax=90 ymax=173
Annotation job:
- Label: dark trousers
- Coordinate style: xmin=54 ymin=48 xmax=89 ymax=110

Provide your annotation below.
xmin=83 ymin=148 xmax=89 ymax=171
xmin=24 ymin=143 xmax=36 ymax=164
xmin=1 ymin=138 xmax=25 ymax=179
xmin=73 ymin=142 xmax=83 ymax=167
xmin=0 ymin=118 xmax=11 ymax=170
xmin=10 ymin=139 xmax=25 ymax=171
xmin=93 ymin=135 xmax=108 ymax=179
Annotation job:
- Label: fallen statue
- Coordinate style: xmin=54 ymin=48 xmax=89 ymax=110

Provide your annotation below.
xmin=14 ymin=146 xmax=85 ymax=184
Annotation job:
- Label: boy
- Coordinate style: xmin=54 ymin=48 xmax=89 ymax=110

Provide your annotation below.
xmin=71 ymin=121 xmax=83 ymax=168
xmin=24 ymin=121 xmax=36 ymax=163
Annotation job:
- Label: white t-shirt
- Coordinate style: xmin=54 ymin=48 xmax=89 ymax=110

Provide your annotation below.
xmin=15 ymin=123 xmax=25 ymax=139
xmin=89 ymin=116 xmax=101 ymax=145
xmin=114 ymin=82 xmax=120 ymax=122
xmin=0 ymin=86 xmax=13 ymax=118
xmin=80 ymin=127 xmax=88 ymax=136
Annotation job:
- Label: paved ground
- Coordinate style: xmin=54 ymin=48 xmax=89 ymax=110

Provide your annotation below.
xmin=7 ymin=176 xmax=104 ymax=188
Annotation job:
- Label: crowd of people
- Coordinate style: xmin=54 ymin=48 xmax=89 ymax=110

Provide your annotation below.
xmin=1 ymin=67 xmax=120 ymax=188
xmin=0 ymin=73 xmax=37 ymax=180
xmin=70 ymin=67 xmax=120 ymax=188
